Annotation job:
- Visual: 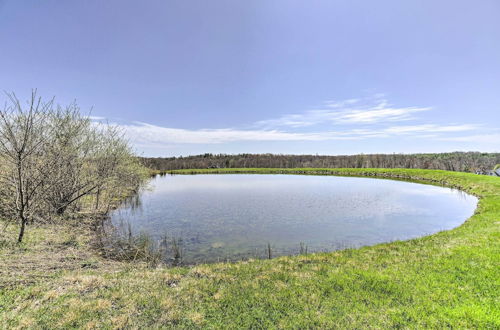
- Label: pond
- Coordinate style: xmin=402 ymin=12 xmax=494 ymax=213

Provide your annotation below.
xmin=110 ymin=174 xmax=478 ymax=264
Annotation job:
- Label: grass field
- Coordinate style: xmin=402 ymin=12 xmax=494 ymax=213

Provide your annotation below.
xmin=1 ymin=168 xmax=499 ymax=328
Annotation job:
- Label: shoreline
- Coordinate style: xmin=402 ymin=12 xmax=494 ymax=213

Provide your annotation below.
xmin=2 ymin=168 xmax=499 ymax=328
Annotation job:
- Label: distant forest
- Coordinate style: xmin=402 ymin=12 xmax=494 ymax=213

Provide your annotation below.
xmin=141 ymin=152 xmax=500 ymax=173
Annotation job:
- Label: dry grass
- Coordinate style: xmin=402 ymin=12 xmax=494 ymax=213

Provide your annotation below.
xmin=0 ymin=222 xmax=118 ymax=289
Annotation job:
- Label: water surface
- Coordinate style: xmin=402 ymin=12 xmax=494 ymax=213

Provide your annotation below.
xmin=110 ymin=174 xmax=477 ymax=264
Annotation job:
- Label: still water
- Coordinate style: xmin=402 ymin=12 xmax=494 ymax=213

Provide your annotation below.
xmin=110 ymin=174 xmax=477 ymax=264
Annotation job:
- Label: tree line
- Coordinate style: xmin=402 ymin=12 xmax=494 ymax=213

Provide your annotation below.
xmin=141 ymin=152 xmax=500 ymax=173
xmin=0 ymin=91 xmax=147 ymax=242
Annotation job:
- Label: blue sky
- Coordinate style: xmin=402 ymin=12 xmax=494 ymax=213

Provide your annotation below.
xmin=0 ymin=0 xmax=499 ymax=156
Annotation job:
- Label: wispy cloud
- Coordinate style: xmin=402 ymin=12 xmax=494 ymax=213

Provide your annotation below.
xmin=384 ymin=124 xmax=478 ymax=134
xmin=89 ymin=115 xmax=106 ymax=121
xmin=116 ymin=122 xmax=365 ymax=146
xmin=89 ymin=95 xmax=490 ymax=151
xmin=255 ymin=97 xmax=431 ymax=128
xmin=437 ymin=133 xmax=500 ymax=143
xmin=113 ymin=122 xmax=482 ymax=146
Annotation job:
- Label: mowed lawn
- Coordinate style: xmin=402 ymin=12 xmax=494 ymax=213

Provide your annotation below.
xmin=1 ymin=168 xmax=499 ymax=329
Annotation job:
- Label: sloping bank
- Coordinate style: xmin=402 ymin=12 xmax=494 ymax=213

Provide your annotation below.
xmin=2 ymin=168 xmax=499 ymax=328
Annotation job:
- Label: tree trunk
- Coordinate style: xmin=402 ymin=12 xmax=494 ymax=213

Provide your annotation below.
xmin=18 ymin=218 xmax=27 ymax=243
xmin=56 ymin=206 xmax=67 ymax=215
xmin=95 ymin=188 xmax=101 ymax=210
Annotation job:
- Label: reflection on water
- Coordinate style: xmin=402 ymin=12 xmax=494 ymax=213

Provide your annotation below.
xmin=110 ymin=174 xmax=478 ymax=264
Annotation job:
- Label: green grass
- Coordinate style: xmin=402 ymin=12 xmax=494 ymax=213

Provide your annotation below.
xmin=1 ymin=168 xmax=499 ymax=329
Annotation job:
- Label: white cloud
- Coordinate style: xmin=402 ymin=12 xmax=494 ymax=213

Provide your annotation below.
xmin=91 ymin=96 xmax=490 ymax=151
xmin=117 ymin=122 xmax=365 ymax=146
xmin=437 ymin=133 xmax=500 ymax=143
xmin=255 ymin=97 xmax=431 ymax=128
xmin=339 ymin=106 xmax=430 ymax=123
xmin=89 ymin=115 xmax=106 ymax=121
xmin=115 ymin=121 xmax=484 ymax=148
xmin=384 ymin=124 xmax=479 ymax=134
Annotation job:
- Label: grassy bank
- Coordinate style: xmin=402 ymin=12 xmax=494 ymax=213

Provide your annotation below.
xmin=1 ymin=168 xmax=499 ymax=328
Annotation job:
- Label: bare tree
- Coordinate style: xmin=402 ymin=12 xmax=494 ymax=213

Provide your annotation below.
xmin=42 ymin=105 xmax=103 ymax=215
xmin=0 ymin=91 xmax=54 ymax=242
xmin=42 ymin=112 xmax=146 ymax=216
xmin=0 ymin=91 xmax=147 ymax=242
